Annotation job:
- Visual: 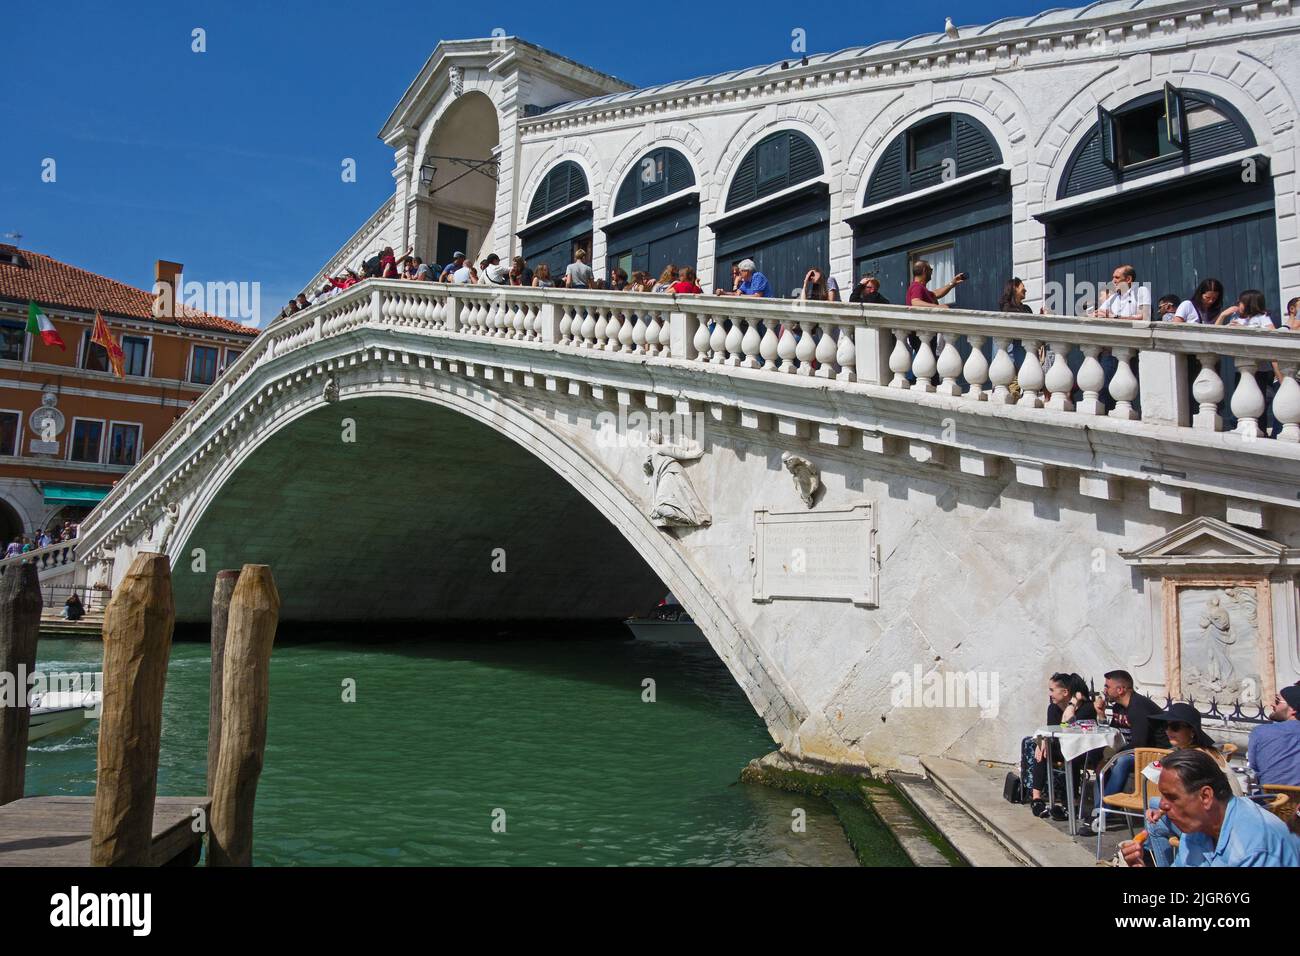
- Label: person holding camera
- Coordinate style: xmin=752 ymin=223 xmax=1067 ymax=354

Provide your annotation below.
xmin=906 ymin=259 xmax=965 ymax=308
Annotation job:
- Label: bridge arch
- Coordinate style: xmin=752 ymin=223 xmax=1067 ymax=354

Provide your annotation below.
xmin=160 ymin=366 xmax=806 ymax=750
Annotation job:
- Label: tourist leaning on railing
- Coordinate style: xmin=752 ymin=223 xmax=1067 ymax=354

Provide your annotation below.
xmin=651 ymin=264 xmax=678 ymax=293
xmin=509 ymin=256 xmax=532 ymax=287
xmin=1119 ymin=749 xmax=1300 ymax=867
xmin=439 ymin=252 xmax=467 ymax=282
xmin=531 ymin=263 xmax=555 ymax=288
xmin=714 ymin=259 xmax=771 ymax=298
xmin=906 ymin=258 xmax=965 ymax=309
xmin=1091 ymin=264 xmax=1152 ymax=320
xmin=671 ymin=267 xmax=701 ymax=295
xmin=1156 ymin=295 xmax=1180 ymax=318
xmin=849 ymin=274 xmax=889 ymax=304
xmin=1171 ymin=278 xmax=1225 ymax=323
xmin=798 ymin=268 xmax=840 ymax=302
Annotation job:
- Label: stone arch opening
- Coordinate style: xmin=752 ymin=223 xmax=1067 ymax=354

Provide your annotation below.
xmin=163 ymin=379 xmax=805 ymax=750
xmin=0 ymin=495 xmax=23 ymax=547
xmin=416 ymin=90 xmax=500 ymax=269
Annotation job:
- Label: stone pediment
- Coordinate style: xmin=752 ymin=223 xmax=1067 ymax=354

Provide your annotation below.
xmin=1120 ymin=516 xmax=1299 ymax=573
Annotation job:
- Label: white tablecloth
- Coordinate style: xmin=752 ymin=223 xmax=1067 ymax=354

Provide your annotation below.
xmin=1034 ymin=725 xmax=1126 ymax=763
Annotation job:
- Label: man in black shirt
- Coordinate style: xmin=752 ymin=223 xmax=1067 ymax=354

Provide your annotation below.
xmin=1084 ymin=669 xmax=1170 ymax=833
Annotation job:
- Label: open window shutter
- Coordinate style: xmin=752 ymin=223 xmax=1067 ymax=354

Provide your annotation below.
xmin=1164 ymin=82 xmax=1186 ymax=148
xmin=1098 ymin=105 xmax=1118 ymax=169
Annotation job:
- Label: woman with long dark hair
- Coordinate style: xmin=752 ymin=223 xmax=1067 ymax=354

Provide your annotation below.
xmin=999 ymin=277 xmax=1032 ymax=313
xmin=1173 ymin=278 xmax=1224 ymax=324
xmin=1027 ymin=672 xmax=1097 ymax=819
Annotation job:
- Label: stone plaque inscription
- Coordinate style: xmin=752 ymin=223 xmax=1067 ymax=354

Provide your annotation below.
xmin=753 ymin=504 xmax=878 ymax=607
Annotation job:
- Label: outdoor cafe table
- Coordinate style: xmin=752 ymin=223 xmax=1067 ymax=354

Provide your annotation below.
xmin=1034 ymin=724 xmax=1127 ymax=835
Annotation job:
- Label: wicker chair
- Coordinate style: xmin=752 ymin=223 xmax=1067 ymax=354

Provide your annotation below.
xmin=1262 ymin=785 xmax=1300 ymax=823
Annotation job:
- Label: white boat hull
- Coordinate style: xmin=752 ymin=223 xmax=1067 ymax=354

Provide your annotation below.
xmin=29 ymin=690 xmax=102 ymax=742
xmin=623 ymin=619 xmax=708 ymax=644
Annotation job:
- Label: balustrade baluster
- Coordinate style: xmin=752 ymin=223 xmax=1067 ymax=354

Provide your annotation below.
xmin=1108 ymin=347 xmax=1139 ymax=420
xmin=964 ymin=335 xmax=989 ymax=400
xmin=631 ymin=313 xmax=648 ymax=354
xmin=709 ymin=318 xmax=728 ymax=364
xmin=579 ymin=308 xmax=597 ymax=347
xmin=594 ymin=309 xmax=609 ymax=349
xmin=740 ymin=320 xmax=762 ymax=369
xmin=1044 ymin=340 xmax=1076 ymax=412
xmin=1017 ymin=341 xmax=1045 ymax=408
xmin=910 ymin=331 xmax=937 ymax=393
xmin=888 ymin=329 xmax=912 ymax=388
xmin=835 ymin=324 xmax=856 ymax=382
xmin=1192 ymin=352 xmax=1225 ymax=431
xmin=618 ymin=311 xmax=635 ymax=352
xmin=759 ymin=323 xmax=779 ymax=371
xmin=559 ymin=306 xmax=574 ymax=344
xmin=721 ymin=319 xmax=742 ymax=366
xmin=1274 ymin=365 xmax=1300 ymax=442
xmin=1074 ymin=345 xmax=1106 ymax=415
xmin=814 ymin=325 xmax=838 ymax=379
xmin=646 ymin=312 xmax=665 ymax=356
xmin=777 ymin=322 xmax=798 ymax=373
xmin=794 ymin=322 xmax=816 ymax=376
xmin=935 ymin=335 xmax=963 ymax=395
xmin=1230 ymin=356 xmax=1265 ymax=437
xmin=693 ymin=316 xmax=712 ymax=361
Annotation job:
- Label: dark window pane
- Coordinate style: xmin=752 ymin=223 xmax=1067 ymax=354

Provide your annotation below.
xmin=0 ymin=322 xmax=24 ymax=362
xmin=70 ymin=420 xmax=103 ymax=463
xmin=190 ymin=346 xmax=218 ymax=385
xmin=122 ymin=336 xmax=149 ymax=377
xmin=108 ymin=423 xmax=140 ymax=466
xmin=0 ymin=412 xmax=17 ymax=456
xmin=909 ymin=117 xmax=952 ymax=171
xmin=81 ymin=331 xmax=109 ymax=373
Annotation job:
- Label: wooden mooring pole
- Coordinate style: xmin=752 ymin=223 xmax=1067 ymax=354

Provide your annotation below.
xmin=207 ymin=569 xmax=240 ymax=798
xmin=208 ymin=564 xmax=279 ymax=867
xmin=0 ymin=564 xmax=43 ymax=806
xmin=91 ymin=552 xmax=175 ymax=866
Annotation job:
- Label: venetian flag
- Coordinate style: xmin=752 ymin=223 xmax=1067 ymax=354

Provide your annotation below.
xmin=25 ymin=301 xmax=66 ymax=350
xmin=91 ymin=311 xmax=125 ymax=378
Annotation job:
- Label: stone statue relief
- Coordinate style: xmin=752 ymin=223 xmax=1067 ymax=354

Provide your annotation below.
xmin=781 ymin=453 xmax=822 ymax=508
xmin=154 ymin=501 xmax=180 ymax=554
xmin=644 ymin=432 xmax=710 ymax=530
xmin=322 ymin=376 xmax=339 ymax=403
xmin=1178 ymin=586 xmax=1261 ymax=705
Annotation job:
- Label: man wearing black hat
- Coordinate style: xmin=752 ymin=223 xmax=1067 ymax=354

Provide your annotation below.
xmin=1248 ymin=685 xmax=1300 ymax=786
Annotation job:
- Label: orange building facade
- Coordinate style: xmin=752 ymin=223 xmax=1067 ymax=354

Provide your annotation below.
xmin=0 ymin=244 xmax=258 ymax=544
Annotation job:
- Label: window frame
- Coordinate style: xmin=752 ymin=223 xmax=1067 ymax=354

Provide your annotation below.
xmin=106 ymin=419 xmax=143 ymax=468
xmin=0 ymin=320 xmax=25 ymax=363
xmin=0 ymin=408 xmax=23 ymax=457
xmin=188 ymin=343 xmax=221 ymax=386
xmin=67 ymin=416 xmax=106 ymax=465
xmin=120 ymin=333 xmax=152 ymax=378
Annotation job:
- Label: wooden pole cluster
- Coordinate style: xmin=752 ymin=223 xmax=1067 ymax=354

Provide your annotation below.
xmin=208 ymin=565 xmax=279 ymax=867
xmin=207 ymin=569 xmax=240 ymax=798
xmin=0 ymin=564 xmax=43 ymax=806
xmin=91 ymin=553 xmax=175 ymax=866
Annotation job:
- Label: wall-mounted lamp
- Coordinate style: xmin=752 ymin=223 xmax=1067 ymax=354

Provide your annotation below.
xmin=419 ymin=164 xmax=437 ymax=189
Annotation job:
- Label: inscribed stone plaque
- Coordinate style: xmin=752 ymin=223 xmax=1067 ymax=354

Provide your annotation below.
xmin=752 ymin=504 xmax=878 ymax=607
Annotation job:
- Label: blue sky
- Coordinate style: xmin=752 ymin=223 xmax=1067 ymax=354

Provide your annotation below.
xmin=1 ymin=0 xmax=1056 ymax=325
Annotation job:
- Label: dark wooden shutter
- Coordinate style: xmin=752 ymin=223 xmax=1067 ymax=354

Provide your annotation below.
xmin=1098 ymin=106 xmax=1118 ymax=170
xmin=528 ymin=161 xmax=589 ymax=222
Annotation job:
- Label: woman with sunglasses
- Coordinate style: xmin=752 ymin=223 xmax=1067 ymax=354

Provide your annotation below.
xmin=1138 ymin=703 xmax=1241 ymax=865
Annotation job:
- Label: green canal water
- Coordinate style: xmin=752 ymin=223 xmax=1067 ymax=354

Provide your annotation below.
xmin=26 ymin=632 xmax=882 ymax=866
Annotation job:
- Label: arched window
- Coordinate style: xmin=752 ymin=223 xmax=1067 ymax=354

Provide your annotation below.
xmin=1058 ymin=87 xmax=1254 ymax=199
xmin=724 ymin=130 xmax=823 ymax=212
xmin=864 ymin=114 xmax=1002 ymax=207
xmin=527 ymin=161 xmax=589 ymax=222
xmin=612 ymin=148 xmax=695 ymax=216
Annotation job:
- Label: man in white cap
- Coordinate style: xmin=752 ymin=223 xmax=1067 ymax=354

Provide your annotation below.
xmin=714 ymin=258 xmax=772 ymax=298
xmin=440 ymin=252 xmax=467 ymax=282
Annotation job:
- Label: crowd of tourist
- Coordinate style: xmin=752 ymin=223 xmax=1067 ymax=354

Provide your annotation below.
xmin=1018 ymin=668 xmax=1300 ymax=866
xmin=3 ymin=521 xmax=79 ymax=560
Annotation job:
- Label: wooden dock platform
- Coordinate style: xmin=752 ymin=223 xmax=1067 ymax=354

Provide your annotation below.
xmin=0 ymin=796 xmax=210 ymax=866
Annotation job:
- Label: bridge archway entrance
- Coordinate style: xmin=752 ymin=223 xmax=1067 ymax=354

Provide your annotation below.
xmin=414 ymin=90 xmax=500 ymax=270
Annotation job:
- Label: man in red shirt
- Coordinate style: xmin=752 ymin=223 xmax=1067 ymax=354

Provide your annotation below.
xmin=906 ymin=259 xmax=965 ymax=308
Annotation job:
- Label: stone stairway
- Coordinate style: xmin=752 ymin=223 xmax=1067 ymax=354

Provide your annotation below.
xmin=891 ymin=756 xmax=1098 ymax=867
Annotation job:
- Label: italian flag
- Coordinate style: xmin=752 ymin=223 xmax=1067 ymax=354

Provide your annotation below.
xmin=26 ymin=302 xmax=66 ymax=350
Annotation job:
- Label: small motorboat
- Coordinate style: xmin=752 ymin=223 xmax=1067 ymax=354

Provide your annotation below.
xmin=29 ymin=688 xmax=102 ymax=741
xmin=624 ymin=595 xmax=708 ymax=644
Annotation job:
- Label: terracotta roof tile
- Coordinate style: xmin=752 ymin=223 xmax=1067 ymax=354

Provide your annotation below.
xmin=0 ymin=244 xmax=259 ymax=337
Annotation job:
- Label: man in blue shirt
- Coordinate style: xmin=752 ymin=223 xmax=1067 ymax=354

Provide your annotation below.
xmin=715 ymin=258 xmax=771 ymax=297
xmin=1121 ymin=749 xmax=1299 ymax=867
xmin=1248 ymin=685 xmax=1300 ymax=786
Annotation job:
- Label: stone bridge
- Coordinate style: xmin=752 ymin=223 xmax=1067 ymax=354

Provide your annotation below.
xmin=65 ymin=280 xmax=1300 ymax=771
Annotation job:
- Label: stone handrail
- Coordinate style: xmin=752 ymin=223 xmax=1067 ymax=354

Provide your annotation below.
xmin=77 ymin=278 xmax=1300 ymax=540
xmin=0 ymin=538 xmax=78 ymax=574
